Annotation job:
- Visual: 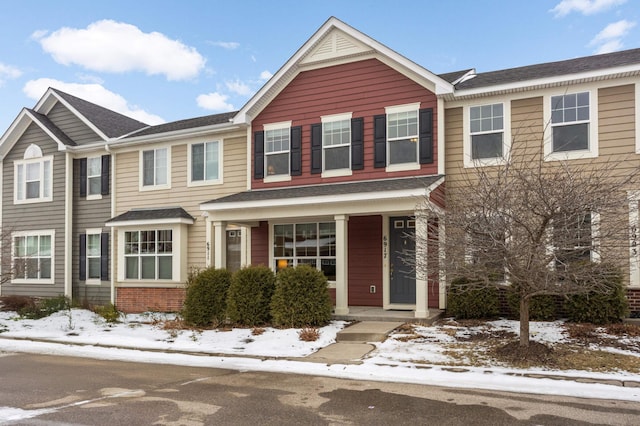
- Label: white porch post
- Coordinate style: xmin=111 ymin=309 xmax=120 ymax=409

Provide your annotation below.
xmin=205 ymin=216 xmax=212 ymax=267
xmin=213 ymin=221 xmax=227 ymax=269
xmin=334 ymin=214 xmax=349 ymax=315
xmin=414 ymin=210 xmax=429 ymax=319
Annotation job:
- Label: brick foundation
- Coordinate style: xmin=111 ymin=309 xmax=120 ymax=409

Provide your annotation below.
xmin=116 ymin=287 xmax=185 ymax=313
xmin=628 ymin=288 xmax=640 ymax=314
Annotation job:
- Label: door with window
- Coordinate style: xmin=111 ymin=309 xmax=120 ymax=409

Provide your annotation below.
xmin=389 ymin=216 xmax=416 ymax=304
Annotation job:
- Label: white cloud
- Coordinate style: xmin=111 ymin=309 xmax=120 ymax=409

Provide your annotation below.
xmin=33 ymin=20 xmax=205 ymax=81
xmin=550 ymin=0 xmax=627 ymax=17
xmin=588 ymin=19 xmax=636 ymax=53
xmin=23 ymin=78 xmax=164 ymax=124
xmin=0 ymin=63 xmax=22 ymax=86
xmin=225 ymin=79 xmax=252 ymax=96
xmin=196 ymin=92 xmax=235 ymax=112
xmin=259 ymin=70 xmax=273 ymax=81
xmin=210 ymin=41 xmax=240 ymax=50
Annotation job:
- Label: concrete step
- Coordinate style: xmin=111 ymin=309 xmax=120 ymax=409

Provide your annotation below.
xmin=336 ymin=321 xmax=404 ymax=343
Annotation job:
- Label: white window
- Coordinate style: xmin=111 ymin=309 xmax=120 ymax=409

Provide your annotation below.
xmin=87 ymin=156 xmax=102 ymax=196
xmin=265 ymin=123 xmax=290 ymax=177
xmin=322 ymin=114 xmax=351 ymax=172
xmin=124 ymin=229 xmax=172 ymax=280
xmin=273 ymin=222 xmax=336 ymax=281
xmin=190 ymin=141 xmax=221 ymax=185
xmin=14 ymin=144 xmax=52 ymax=204
xmin=12 ymin=231 xmax=54 ymax=283
xmin=387 ymin=104 xmax=419 ymax=166
xmin=141 ymin=148 xmax=169 ymax=188
xmin=470 ymin=103 xmax=504 ymax=160
xmin=544 ymin=90 xmax=598 ymax=161
xmin=86 ymin=232 xmax=101 ymax=280
xmin=553 ymin=212 xmax=596 ymax=269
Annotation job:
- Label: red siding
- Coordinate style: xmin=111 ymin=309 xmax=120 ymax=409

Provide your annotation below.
xmin=251 ymin=221 xmax=269 ymax=266
xmin=430 ymin=181 xmax=445 ymax=208
xmin=348 ymin=215 xmax=383 ymax=306
xmin=252 ymin=59 xmax=439 ymax=189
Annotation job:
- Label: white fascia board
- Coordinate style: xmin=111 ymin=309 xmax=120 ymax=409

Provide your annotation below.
xmin=201 ymin=177 xmax=444 ymax=212
xmin=452 ymin=64 xmax=640 ymax=100
xmin=233 ymin=17 xmax=454 ymax=124
xmin=106 ymin=217 xmax=194 ymax=228
xmin=0 ymin=109 xmax=31 ymax=160
xmin=108 ymin=123 xmax=242 ymax=150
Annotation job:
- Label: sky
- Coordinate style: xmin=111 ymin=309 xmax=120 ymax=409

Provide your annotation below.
xmin=0 ymin=0 xmax=638 ymax=135
xmin=1 ymin=309 xmax=639 ymax=421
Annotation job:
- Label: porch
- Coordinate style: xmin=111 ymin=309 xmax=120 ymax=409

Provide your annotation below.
xmin=332 ymin=306 xmax=444 ymax=324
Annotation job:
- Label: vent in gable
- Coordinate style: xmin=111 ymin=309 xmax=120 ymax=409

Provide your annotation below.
xmin=301 ymin=30 xmax=373 ymax=65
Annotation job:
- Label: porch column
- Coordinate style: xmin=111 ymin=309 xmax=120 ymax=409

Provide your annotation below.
xmin=414 ymin=210 xmax=429 ymax=319
xmin=629 ymin=192 xmax=640 ymax=287
xmin=205 ymin=216 xmax=212 ymax=267
xmin=213 ymin=221 xmax=227 ymax=269
xmin=334 ymin=214 xmax=349 ymax=315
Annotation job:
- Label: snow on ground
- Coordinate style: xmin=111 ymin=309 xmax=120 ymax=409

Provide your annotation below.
xmin=1 ymin=309 xmax=640 ymax=403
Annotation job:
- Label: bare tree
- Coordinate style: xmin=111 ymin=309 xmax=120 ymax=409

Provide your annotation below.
xmin=0 ymin=226 xmax=16 ymax=287
xmin=412 ymin=147 xmax=640 ymax=347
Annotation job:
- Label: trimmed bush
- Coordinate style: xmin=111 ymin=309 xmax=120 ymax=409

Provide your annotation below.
xmin=182 ymin=267 xmax=232 ymax=327
xmin=18 ymin=295 xmax=70 ymax=319
xmin=227 ymin=266 xmax=276 ymax=326
xmin=270 ymin=264 xmax=332 ymax=328
xmin=506 ymin=284 xmax=557 ymax=321
xmin=564 ymin=265 xmax=628 ymax=324
xmin=0 ymin=295 xmax=36 ymax=313
xmin=446 ymin=277 xmax=499 ymax=319
xmin=93 ymin=304 xmax=121 ymax=323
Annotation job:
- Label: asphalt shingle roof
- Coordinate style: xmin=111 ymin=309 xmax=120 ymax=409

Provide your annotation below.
xmin=27 ymin=109 xmax=76 ymax=147
xmin=53 ymin=89 xmax=149 ymax=139
xmin=127 ymin=112 xmax=238 ymax=138
xmin=107 ymin=207 xmax=194 ymax=224
xmin=454 ymin=48 xmax=640 ymax=91
xmin=203 ymin=175 xmax=442 ymax=205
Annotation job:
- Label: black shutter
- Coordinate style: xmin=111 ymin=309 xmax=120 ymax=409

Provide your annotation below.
xmin=310 ymin=123 xmax=322 ymax=174
xmin=79 ymin=158 xmax=87 ymax=197
xmin=79 ymin=233 xmax=86 ymax=281
xmin=290 ymin=126 xmax=302 ymax=176
xmin=254 ymin=131 xmax=265 ymax=179
xmin=101 ymin=155 xmax=110 ymax=195
xmin=351 ymin=117 xmax=364 ymax=170
xmin=373 ymin=114 xmax=387 ymax=168
xmin=101 ymin=232 xmax=109 ymax=281
xmin=419 ymin=108 xmax=434 ymax=164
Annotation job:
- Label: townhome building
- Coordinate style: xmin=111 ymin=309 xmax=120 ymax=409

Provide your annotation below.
xmin=0 ymin=88 xmax=148 ymax=305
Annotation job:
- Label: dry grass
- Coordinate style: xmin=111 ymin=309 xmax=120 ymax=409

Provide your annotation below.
xmin=298 ymin=327 xmax=320 ymax=342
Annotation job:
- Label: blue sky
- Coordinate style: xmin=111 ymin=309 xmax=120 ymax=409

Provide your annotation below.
xmin=0 ymin=0 xmax=638 ymax=133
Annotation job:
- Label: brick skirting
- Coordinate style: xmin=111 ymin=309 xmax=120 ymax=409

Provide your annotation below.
xmin=116 ymin=287 xmax=185 ymax=313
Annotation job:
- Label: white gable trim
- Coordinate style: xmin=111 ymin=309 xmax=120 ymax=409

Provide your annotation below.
xmin=0 ymin=109 xmax=69 ymax=160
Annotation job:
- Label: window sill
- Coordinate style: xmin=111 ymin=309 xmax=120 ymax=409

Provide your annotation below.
xmin=187 ymin=179 xmax=223 ymax=188
xmin=321 ymin=169 xmax=352 ymax=178
xmin=264 ymin=175 xmax=291 ymax=183
xmin=14 ymin=197 xmax=53 ymax=205
xmin=11 ymin=278 xmax=55 ymax=285
xmin=86 ymin=194 xmax=103 ymax=201
xmin=84 ymin=279 xmax=103 ymax=286
xmin=464 ymin=156 xmax=507 ymax=168
xmin=385 ymin=163 xmax=420 ymax=173
xmin=545 ymin=148 xmax=597 ymax=162
xmin=139 ymin=184 xmax=171 ymax=192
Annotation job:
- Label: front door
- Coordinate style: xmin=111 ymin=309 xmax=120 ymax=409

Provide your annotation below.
xmin=389 ymin=216 xmax=416 ymax=304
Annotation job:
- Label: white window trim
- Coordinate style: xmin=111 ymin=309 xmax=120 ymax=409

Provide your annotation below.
xmin=385 ymin=102 xmax=420 ymax=171
xmin=11 ymin=230 xmax=55 ymax=284
xmin=14 ymin=155 xmax=54 ymax=204
xmin=86 ymin=156 xmax=102 ymax=201
xmin=116 ymin=224 xmax=185 ymax=283
xmin=463 ymin=102 xmax=511 ymax=168
xmin=543 ymin=90 xmax=598 ymax=161
xmin=263 ymin=121 xmax=292 ymax=180
xmin=548 ymin=212 xmax=599 ymax=267
xmin=85 ymin=228 xmax=102 ymax=285
xmin=321 ymin=112 xmax=352 ymax=177
xmin=139 ymin=147 xmax=171 ymax=191
xmin=187 ymin=140 xmax=223 ymax=187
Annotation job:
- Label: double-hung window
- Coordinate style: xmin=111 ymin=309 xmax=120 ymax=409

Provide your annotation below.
xmin=124 ymin=229 xmax=173 ymax=280
xmin=264 ymin=123 xmax=290 ymax=176
xmin=387 ymin=105 xmax=419 ymax=165
xmin=141 ymin=148 xmax=169 ymax=188
xmin=322 ymin=114 xmax=351 ymax=172
xmin=87 ymin=157 xmax=102 ymax=196
xmin=551 ymin=92 xmax=590 ymax=152
xmin=190 ymin=141 xmax=221 ymax=184
xmin=273 ymin=222 xmax=336 ymax=281
xmin=470 ymin=103 xmax=504 ymax=160
xmin=12 ymin=231 xmax=53 ymax=282
xmin=86 ymin=232 xmax=101 ymax=280
xmin=553 ymin=212 xmax=594 ymax=269
xmin=15 ymin=144 xmax=52 ymax=204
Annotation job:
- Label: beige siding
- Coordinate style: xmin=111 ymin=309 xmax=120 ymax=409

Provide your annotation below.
xmin=113 ymin=131 xmax=248 ymax=284
xmin=48 ymin=102 xmax=102 ymax=145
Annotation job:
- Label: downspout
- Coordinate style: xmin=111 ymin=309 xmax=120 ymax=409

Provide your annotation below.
xmin=64 ymin=151 xmax=73 ymax=299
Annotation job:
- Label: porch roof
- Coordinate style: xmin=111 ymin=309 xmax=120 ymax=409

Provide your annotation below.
xmin=106 ymin=207 xmax=194 ymax=227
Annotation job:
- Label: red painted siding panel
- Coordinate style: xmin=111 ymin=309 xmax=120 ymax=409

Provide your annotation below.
xmin=348 ymin=215 xmax=383 ymax=306
xmin=251 ymin=221 xmax=269 ymax=266
xmin=252 ymin=59 xmax=439 ymax=189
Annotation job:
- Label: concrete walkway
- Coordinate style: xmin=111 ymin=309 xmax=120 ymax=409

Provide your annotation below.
xmin=307 ymin=321 xmax=404 ymax=364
